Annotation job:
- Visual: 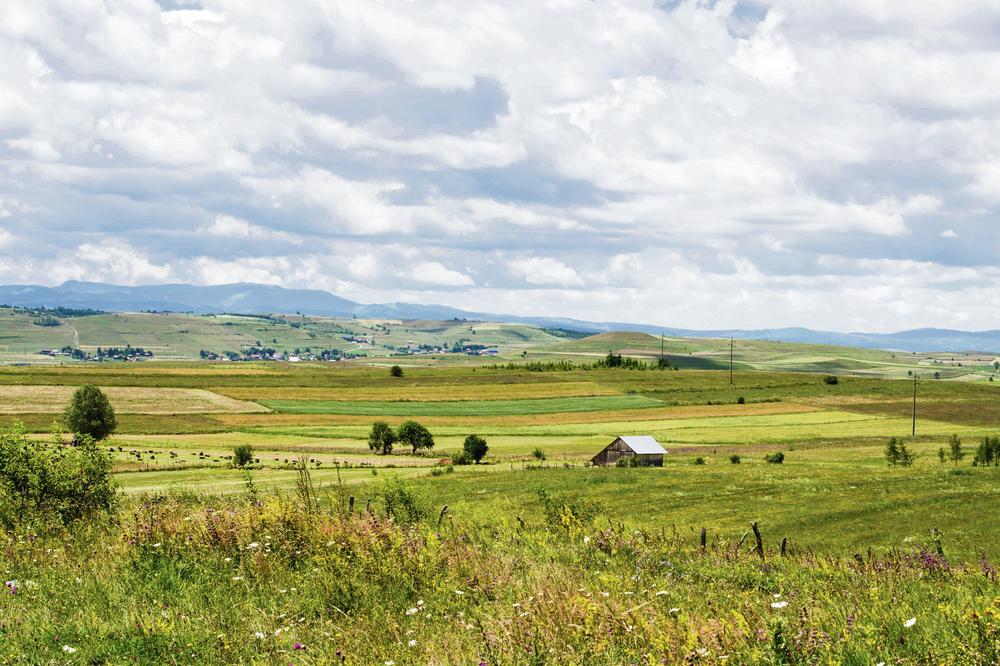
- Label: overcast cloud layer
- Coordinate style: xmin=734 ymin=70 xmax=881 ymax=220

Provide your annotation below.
xmin=2 ymin=0 xmax=1000 ymax=331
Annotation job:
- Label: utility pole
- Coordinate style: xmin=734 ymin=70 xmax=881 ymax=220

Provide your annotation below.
xmin=660 ymin=332 xmax=664 ymax=365
xmin=911 ymin=372 xmax=918 ymax=437
xmin=729 ymin=338 xmax=734 ymax=385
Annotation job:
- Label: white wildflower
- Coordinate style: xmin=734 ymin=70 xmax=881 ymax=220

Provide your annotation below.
xmin=669 ymin=608 xmax=680 ymax=614
xmin=904 ymin=617 xmax=916 ymax=628
xmin=771 ymin=601 xmax=788 ymax=609
xmin=247 ymin=542 xmax=260 ymax=550
xmin=406 ymin=607 xmax=418 ymax=616
xmin=254 ymin=631 xmax=265 ymax=639
xmin=655 ymin=590 xmax=668 ymax=596
xmin=62 ymin=645 xmax=77 ymax=654
xmin=408 ymin=639 xmax=418 ymax=647
xmin=454 ymin=590 xmax=465 ymax=595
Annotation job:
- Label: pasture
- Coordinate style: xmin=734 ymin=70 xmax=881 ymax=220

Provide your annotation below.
xmin=2 ymin=357 xmax=1000 ymax=663
xmin=2 ymin=360 xmax=1000 ymax=560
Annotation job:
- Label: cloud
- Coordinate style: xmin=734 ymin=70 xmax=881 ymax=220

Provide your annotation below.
xmin=409 ymin=261 xmax=474 ymax=287
xmin=1 ymin=1 xmax=1000 ymax=330
xmin=508 ymin=257 xmax=584 ymax=286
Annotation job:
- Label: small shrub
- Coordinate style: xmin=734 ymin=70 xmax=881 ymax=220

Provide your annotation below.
xmin=736 ymin=396 xmax=745 ymax=404
xmin=765 ymin=451 xmax=785 ymax=464
xmin=823 ymin=375 xmax=839 ymax=385
xmin=532 ymin=447 xmax=547 ymax=461
xmin=232 ymin=444 xmax=254 ymax=468
xmin=429 ymin=466 xmax=445 ymax=477
xmin=537 ymin=489 xmax=598 ymax=531
xmin=450 ymin=449 xmax=473 ymax=465
xmin=730 ymin=454 xmax=741 ymax=464
xmin=462 ymin=434 xmax=489 ymax=463
xmin=694 ymin=457 xmax=706 ymax=465
xmin=374 ymin=477 xmax=428 ymax=524
xmin=389 ymin=365 xmax=404 ymax=377
xmin=616 ymin=455 xmax=642 ymax=467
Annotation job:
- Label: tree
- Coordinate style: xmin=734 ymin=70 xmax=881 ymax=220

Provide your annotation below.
xmin=397 ymin=421 xmax=434 ymax=455
xmin=938 ymin=447 xmax=946 ymax=465
xmin=390 ymin=365 xmax=404 ymax=377
xmin=975 ymin=436 xmax=997 ymax=467
xmin=884 ymin=437 xmax=900 ymax=466
xmin=63 ymin=385 xmax=117 ymax=441
xmin=462 ymin=434 xmax=489 ymax=464
xmin=233 ymin=444 xmax=254 ymax=468
xmin=948 ymin=434 xmax=964 ymax=466
xmin=368 ymin=421 xmax=396 ymax=455
xmin=898 ymin=441 xmax=914 ymax=467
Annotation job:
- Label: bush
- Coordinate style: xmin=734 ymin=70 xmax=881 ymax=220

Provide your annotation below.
xmin=532 ymin=447 xmax=547 ymax=461
xmin=537 ymin=489 xmax=598 ymax=531
xmin=397 ymin=421 xmax=434 ymax=455
xmin=823 ymin=375 xmax=839 ymax=385
xmin=694 ymin=457 xmax=706 ymax=465
xmin=616 ymin=455 xmax=643 ymax=467
xmin=233 ymin=444 xmax=254 ymax=468
xmin=765 ymin=451 xmax=785 ymax=464
xmin=373 ymin=477 xmax=427 ymax=524
xmin=390 ymin=365 xmax=404 ymax=377
xmin=730 ymin=454 xmax=741 ymax=464
xmin=0 ymin=422 xmax=115 ymax=529
xmin=462 ymin=434 xmax=489 ymax=463
xmin=450 ymin=450 xmax=473 ymax=465
xmin=63 ymin=385 xmax=117 ymax=441
xmin=736 ymin=396 xmax=745 ymax=404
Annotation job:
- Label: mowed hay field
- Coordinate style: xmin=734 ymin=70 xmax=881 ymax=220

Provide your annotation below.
xmin=4 ymin=362 xmax=1000 ymax=559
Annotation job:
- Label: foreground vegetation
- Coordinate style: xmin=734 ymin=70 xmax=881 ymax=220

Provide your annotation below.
xmin=1 ymin=481 xmax=997 ymax=664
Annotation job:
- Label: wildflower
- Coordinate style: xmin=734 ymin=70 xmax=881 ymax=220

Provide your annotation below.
xmin=152 ymin=543 xmax=161 ymax=548
xmin=655 ymin=590 xmax=668 ymax=596
xmin=385 ymin=662 xmax=395 ymax=665
xmin=232 ymin=576 xmax=244 ymax=581
xmin=62 ymin=645 xmax=77 ymax=654
xmin=455 ymin=590 xmax=465 ymax=595
xmin=406 ymin=607 xmax=418 ymax=615
xmin=904 ymin=617 xmax=916 ymax=628
xmin=4 ymin=580 xmax=17 ymax=595
xmin=254 ymin=632 xmax=265 ymax=639
xmin=416 ymin=599 xmax=424 ymax=606
xmin=773 ymin=593 xmax=781 ymax=599
xmin=408 ymin=640 xmax=417 ymax=647
xmin=669 ymin=608 xmax=680 ymax=614
xmin=293 ymin=642 xmax=304 ymax=650
xmin=771 ymin=601 xmax=788 ymax=609
xmin=247 ymin=542 xmax=260 ymax=550
xmin=583 ymin=535 xmax=590 ymax=544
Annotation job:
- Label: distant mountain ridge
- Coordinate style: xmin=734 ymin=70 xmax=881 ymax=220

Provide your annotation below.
xmin=1 ymin=280 xmax=999 ymax=354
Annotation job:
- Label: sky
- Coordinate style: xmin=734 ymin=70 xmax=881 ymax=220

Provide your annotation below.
xmin=1 ymin=0 xmax=1000 ymax=332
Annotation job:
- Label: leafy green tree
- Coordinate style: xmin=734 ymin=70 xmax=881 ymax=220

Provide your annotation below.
xmin=948 ymin=434 xmax=964 ymax=466
xmin=462 ymin=434 xmax=489 ymax=464
xmin=397 ymin=421 xmax=434 ymax=455
xmin=974 ymin=437 xmax=997 ymax=467
xmin=938 ymin=447 xmax=946 ymax=465
xmin=368 ymin=421 xmax=396 ymax=455
xmin=233 ymin=444 xmax=254 ymax=468
xmin=884 ymin=437 xmax=900 ymax=466
xmin=390 ymin=365 xmax=404 ymax=377
xmin=63 ymin=385 xmax=117 ymax=441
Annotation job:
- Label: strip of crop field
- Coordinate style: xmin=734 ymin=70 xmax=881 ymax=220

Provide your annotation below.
xmin=259 ymin=394 xmax=665 ymax=416
xmin=213 ymin=381 xmax=619 ymax=401
xmin=0 ymin=385 xmax=268 ymax=414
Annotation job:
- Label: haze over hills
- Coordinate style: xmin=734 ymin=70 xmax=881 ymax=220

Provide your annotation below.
xmin=2 ymin=280 xmax=999 ymax=353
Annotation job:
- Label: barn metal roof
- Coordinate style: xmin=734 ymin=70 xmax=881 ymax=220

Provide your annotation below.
xmin=618 ymin=435 xmax=666 ymax=454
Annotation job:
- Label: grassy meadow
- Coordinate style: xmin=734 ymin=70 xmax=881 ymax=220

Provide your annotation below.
xmin=1 ymin=344 xmax=1000 ymax=662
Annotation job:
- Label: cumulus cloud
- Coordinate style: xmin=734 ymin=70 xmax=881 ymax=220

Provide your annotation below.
xmin=1 ymin=1 xmax=999 ymax=330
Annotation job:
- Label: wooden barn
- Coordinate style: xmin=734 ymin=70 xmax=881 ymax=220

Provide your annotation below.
xmin=590 ymin=435 xmax=667 ymax=467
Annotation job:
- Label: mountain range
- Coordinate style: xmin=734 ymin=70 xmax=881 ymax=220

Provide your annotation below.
xmin=1 ymin=280 xmax=998 ymax=354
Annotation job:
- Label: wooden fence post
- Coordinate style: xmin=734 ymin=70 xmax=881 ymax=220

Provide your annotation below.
xmin=438 ymin=505 xmax=449 ymax=527
xmin=780 ymin=536 xmax=787 ymax=557
xmin=751 ymin=521 xmax=765 ymax=561
xmin=348 ymin=496 xmax=355 ymax=513
xmin=700 ymin=527 xmax=707 ymax=552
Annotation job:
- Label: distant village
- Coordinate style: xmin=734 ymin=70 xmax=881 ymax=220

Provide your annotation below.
xmin=39 ymin=345 xmax=153 ymax=361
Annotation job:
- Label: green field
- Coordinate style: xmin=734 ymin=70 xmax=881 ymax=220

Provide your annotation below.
xmin=2 ymin=352 xmax=1000 ymax=663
